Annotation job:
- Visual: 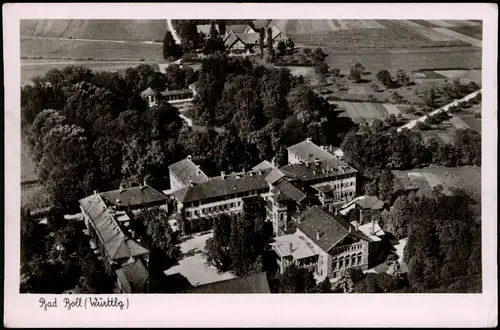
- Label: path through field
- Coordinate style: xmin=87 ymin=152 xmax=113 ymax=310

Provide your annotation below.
xmin=167 ymin=19 xmax=182 ymax=44
xmin=397 ymin=90 xmax=482 ymax=131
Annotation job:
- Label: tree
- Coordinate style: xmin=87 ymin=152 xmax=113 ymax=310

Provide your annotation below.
xmin=209 ymin=21 xmax=218 ymax=39
xmin=164 ymin=64 xmax=187 ymax=90
xmin=277 ymin=40 xmax=287 ymax=56
xmin=376 ymin=69 xmax=393 ymax=87
xmin=396 ymin=69 xmax=410 ymax=86
xmin=330 ymin=68 xmax=341 ymax=77
xmin=266 ymin=27 xmax=274 ymax=56
xmin=311 ymin=48 xmax=327 ymax=63
xmin=259 ymin=28 xmax=265 ymax=57
xmin=392 ymin=91 xmax=404 ymax=104
xmin=177 ymin=20 xmax=201 ymax=50
xmin=314 ymin=62 xmax=329 ymax=75
xmin=384 ymin=195 xmax=412 ymax=239
xmin=203 ymin=37 xmax=226 ymax=56
xmin=163 ymin=31 xmax=181 ymax=60
xmin=218 ymin=21 xmax=227 ymax=35
xmin=277 ymin=264 xmax=318 ymax=293
xmin=141 ymin=210 xmax=180 ymax=263
xmin=349 ymin=64 xmax=364 ymax=83
xmin=319 ymin=278 xmax=332 ymax=293
xmin=423 ymin=86 xmax=438 ymax=108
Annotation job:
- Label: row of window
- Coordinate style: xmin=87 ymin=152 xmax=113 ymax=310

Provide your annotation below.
xmin=186 ymin=201 xmax=242 ymax=217
xmin=334 ymin=191 xmax=354 ymax=200
xmin=332 ymin=242 xmax=363 ymax=255
xmin=332 ymin=253 xmax=363 ymax=272
xmin=185 ymin=189 xmax=265 ymax=208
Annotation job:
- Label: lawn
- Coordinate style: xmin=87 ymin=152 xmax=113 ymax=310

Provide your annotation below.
xmin=164 ymin=232 xmax=235 ymax=287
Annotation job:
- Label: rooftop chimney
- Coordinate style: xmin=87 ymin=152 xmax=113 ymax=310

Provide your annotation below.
xmin=306 ymin=137 xmax=312 ymax=143
xmin=335 ymin=207 xmax=338 ymax=216
xmin=188 ymin=180 xmax=194 ymax=187
xmin=221 ymin=171 xmax=226 ymax=179
xmin=321 ymin=145 xmax=326 ymax=150
xmin=119 ymin=185 xmax=125 ymax=193
xmin=371 ymin=217 xmax=376 ymax=235
xmin=187 ymin=155 xmax=192 ymax=160
xmin=359 ymin=210 xmax=364 ymax=225
xmin=94 ymin=190 xmax=98 ymax=195
xmin=116 ymin=199 xmax=122 ymax=206
xmin=258 ymin=169 xmax=263 ymax=175
xmin=143 ymin=177 xmax=148 ymax=187
xmin=316 ymin=230 xmax=320 ymax=240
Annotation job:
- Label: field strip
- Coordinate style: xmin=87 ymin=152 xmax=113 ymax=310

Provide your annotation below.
xmin=398 ymin=20 xmax=428 ymax=29
xmin=433 ymin=28 xmax=482 ymax=47
xmin=337 ymin=20 xmax=350 ymax=30
xmin=373 ymin=103 xmax=389 ymax=117
xmin=452 ymin=20 xmax=481 ymax=27
xmin=328 ymin=20 xmax=344 ymax=30
xmin=343 ymin=102 xmax=361 ymax=118
xmin=366 ymin=20 xmax=387 ymax=29
xmin=433 ymin=70 xmax=468 ymax=79
xmin=413 ymin=27 xmax=456 ymax=41
xmin=449 ymin=116 xmax=471 ymax=129
xmin=361 ymin=103 xmax=379 ymax=118
xmin=383 ymin=104 xmax=401 ymax=116
xmin=427 ymin=20 xmax=457 ymax=28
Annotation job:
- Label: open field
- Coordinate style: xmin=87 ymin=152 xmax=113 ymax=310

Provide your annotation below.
xmin=323 ymin=47 xmax=481 ymax=73
xmin=21 ymin=60 xmax=160 ymax=86
xmin=329 ymin=102 xmax=419 ymax=125
xmin=284 ymin=20 xmax=482 ymax=49
xmin=21 ymin=19 xmax=169 ymax=42
xmin=393 ymin=166 xmax=481 ymax=200
xmin=21 ymin=37 xmax=162 ymax=61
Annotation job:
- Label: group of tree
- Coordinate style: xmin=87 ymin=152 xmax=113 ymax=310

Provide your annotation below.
xmin=400 ymin=189 xmax=481 ymax=292
xmin=341 ymin=123 xmax=481 ymax=181
xmin=348 ymin=62 xmax=366 ymax=83
xmin=21 ymin=207 xmax=114 ymax=293
xmin=376 ymin=69 xmax=411 ymax=89
xmin=22 ymin=65 xmax=190 ymax=208
xmin=187 ymin=51 xmax=355 ymax=172
xmin=204 ymin=210 xmax=273 ymax=277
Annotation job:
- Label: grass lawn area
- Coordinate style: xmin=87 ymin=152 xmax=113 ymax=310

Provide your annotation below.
xmin=164 ymin=231 xmax=235 ymax=287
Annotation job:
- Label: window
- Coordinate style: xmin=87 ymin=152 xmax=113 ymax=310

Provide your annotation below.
xmin=332 ymin=259 xmax=337 ymax=269
xmin=357 ymin=254 xmax=362 ymax=264
xmin=230 ymin=203 xmax=234 ymax=208
xmin=352 ymin=255 xmax=356 ymax=265
xmin=186 ymin=211 xmax=191 ymax=217
xmin=237 ymin=202 xmax=241 ymax=207
xmin=345 ymin=257 xmax=350 ymax=267
xmin=339 ymin=258 xmax=343 ymax=269
xmin=333 ymin=272 xmax=337 ymax=278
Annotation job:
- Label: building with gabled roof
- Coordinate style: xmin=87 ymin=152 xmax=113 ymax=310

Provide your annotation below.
xmin=115 ymin=259 xmax=150 ymax=293
xmin=270 ymin=205 xmax=383 ymax=282
xmin=78 ymin=192 xmax=151 ymax=273
xmin=168 ymin=156 xmax=210 ymax=192
xmin=252 ymin=160 xmax=275 ymax=171
xmin=185 ymin=272 xmax=270 ymax=293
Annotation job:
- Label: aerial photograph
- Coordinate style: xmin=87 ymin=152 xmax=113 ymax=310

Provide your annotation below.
xmin=20 ymin=18 xmax=482 ymax=294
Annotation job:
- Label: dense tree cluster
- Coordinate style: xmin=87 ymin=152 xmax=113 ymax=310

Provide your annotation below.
xmin=204 ymin=211 xmax=273 ymax=277
xmin=341 ymin=125 xmax=481 ymax=179
xmin=401 ymin=190 xmax=481 ymax=292
xmin=21 ymin=65 xmax=187 ymax=208
xmin=21 ymin=207 xmax=114 ymax=293
xmin=188 ymin=52 xmax=355 ymax=170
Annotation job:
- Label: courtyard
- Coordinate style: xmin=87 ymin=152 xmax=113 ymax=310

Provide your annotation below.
xmin=164 ymin=231 xmax=235 ymax=287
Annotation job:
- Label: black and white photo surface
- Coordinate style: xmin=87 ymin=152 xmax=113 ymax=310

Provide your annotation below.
xmin=4 ymin=3 xmax=498 ymax=328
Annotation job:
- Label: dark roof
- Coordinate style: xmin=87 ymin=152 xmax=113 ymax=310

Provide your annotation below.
xmin=78 ymin=194 xmax=150 ymax=261
xmin=168 ymin=158 xmax=209 ymax=187
xmin=235 ymin=32 xmax=260 ymax=45
xmin=224 ymin=32 xmax=239 ymax=47
xmin=185 ymin=272 xmax=271 ymax=293
xmin=296 ymin=206 xmax=371 ymax=252
xmin=115 ymin=259 xmax=149 ymax=293
xmin=161 ymin=89 xmax=193 ymax=97
xmin=141 ymin=87 xmax=158 ymax=97
xmin=100 ymin=185 xmax=168 ymax=208
xmin=355 ymin=196 xmax=384 ymax=210
xmin=288 ymin=139 xmax=337 ymax=163
xmin=275 ymin=180 xmax=307 ymax=203
xmin=280 ymin=160 xmax=357 ymax=183
xmin=227 ymin=24 xmax=253 ymax=33
xmin=172 ymin=169 xmax=272 ymax=204
xmin=265 ymin=168 xmax=286 ymax=185
xmin=252 ymin=160 xmax=274 ymax=171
